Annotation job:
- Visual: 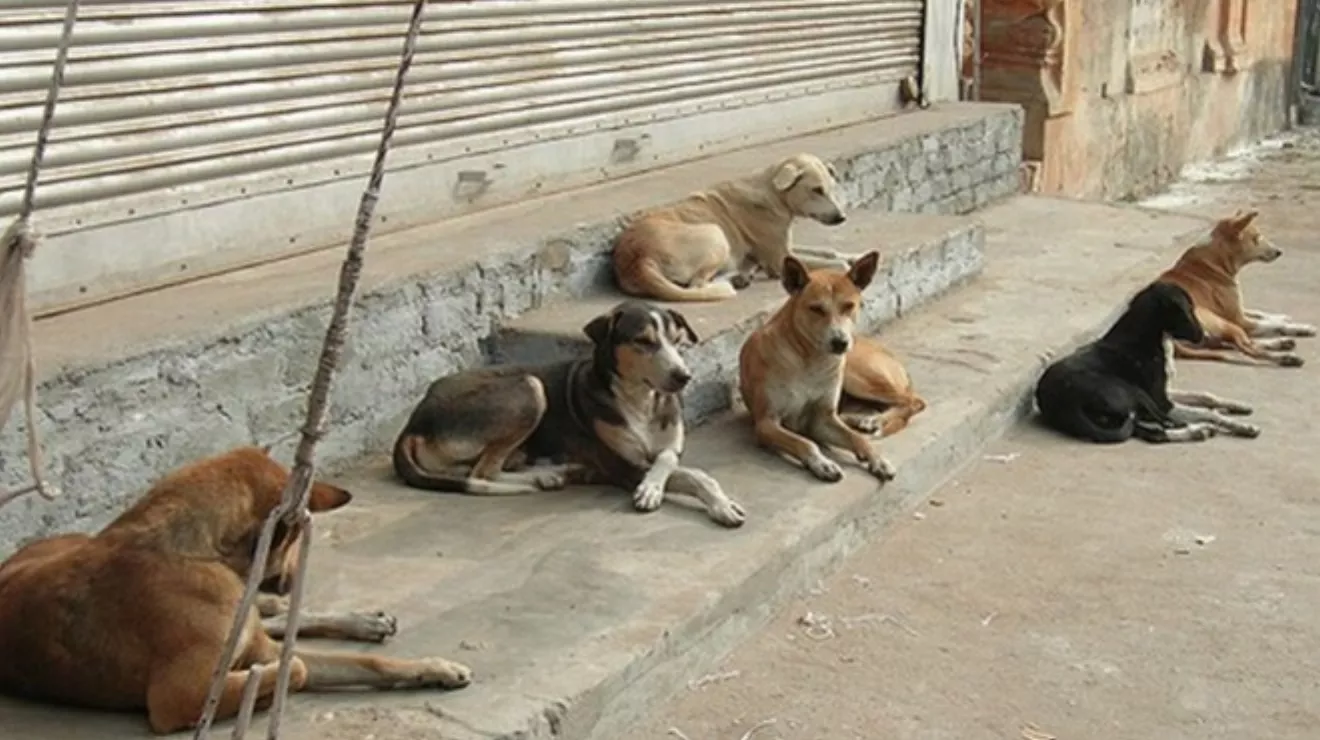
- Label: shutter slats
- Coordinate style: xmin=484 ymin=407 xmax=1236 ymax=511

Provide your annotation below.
xmin=3 ymin=0 xmax=925 ymax=312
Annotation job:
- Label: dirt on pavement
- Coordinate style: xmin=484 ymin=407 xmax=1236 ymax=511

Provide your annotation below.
xmin=621 ymin=131 xmax=1320 ymax=740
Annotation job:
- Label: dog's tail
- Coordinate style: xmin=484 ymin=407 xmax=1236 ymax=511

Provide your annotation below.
xmin=392 ymin=434 xmax=471 ymax=493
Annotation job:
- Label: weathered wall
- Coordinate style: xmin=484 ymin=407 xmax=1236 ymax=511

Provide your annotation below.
xmin=972 ymin=0 xmax=1296 ymax=200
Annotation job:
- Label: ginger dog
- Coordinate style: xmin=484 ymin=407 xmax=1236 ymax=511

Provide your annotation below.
xmin=739 ymin=251 xmax=900 ymax=483
xmin=612 ymin=153 xmax=860 ymax=302
xmin=1157 ymin=210 xmax=1314 ymax=368
xmin=0 ymin=447 xmax=470 ymax=734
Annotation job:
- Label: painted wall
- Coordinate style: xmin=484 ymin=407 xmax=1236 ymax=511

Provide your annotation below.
xmin=970 ymin=0 xmax=1296 ymax=200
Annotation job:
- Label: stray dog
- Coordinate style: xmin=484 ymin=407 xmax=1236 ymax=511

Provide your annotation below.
xmin=393 ymin=301 xmax=746 ymax=527
xmin=739 ymin=251 xmax=898 ymax=482
xmin=840 ymin=335 xmax=928 ymax=438
xmin=1157 ymin=210 xmax=1314 ymax=367
xmin=612 ymin=153 xmax=860 ymax=302
xmin=1034 ymin=281 xmax=1257 ymax=443
xmin=0 ymin=447 xmax=471 ymax=735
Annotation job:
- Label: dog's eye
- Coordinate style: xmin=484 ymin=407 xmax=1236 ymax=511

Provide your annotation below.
xmin=811 ymin=186 xmax=826 ymax=196
xmin=635 ymin=337 xmax=660 ymax=351
xmin=840 ymin=302 xmax=856 ymax=313
xmin=809 ymin=304 xmax=828 ymax=316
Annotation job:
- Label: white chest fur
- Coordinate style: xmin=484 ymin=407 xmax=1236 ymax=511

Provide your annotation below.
xmin=1163 ymin=336 xmax=1177 ymax=381
xmin=613 ymin=390 xmax=683 ymax=465
xmin=766 ymin=355 xmax=844 ymax=425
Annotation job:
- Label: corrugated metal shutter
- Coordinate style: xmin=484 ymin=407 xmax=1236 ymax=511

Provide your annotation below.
xmin=1 ymin=0 xmax=924 ymax=314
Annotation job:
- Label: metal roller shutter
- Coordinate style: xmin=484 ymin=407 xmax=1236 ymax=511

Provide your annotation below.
xmin=1 ymin=0 xmax=924 ymax=313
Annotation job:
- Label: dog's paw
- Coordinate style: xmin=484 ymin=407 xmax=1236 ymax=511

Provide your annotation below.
xmin=412 ymin=658 xmax=473 ymax=690
xmin=1278 ymin=353 xmax=1305 ymax=368
xmin=846 ymin=415 xmax=881 ymax=435
xmin=1290 ymin=323 xmax=1317 ymax=337
xmin=1219 ymin=401 xmax=1254 ymax=416
xmin=1188 ymin=422 xmax=1218 ymax=441
xmin=534 ymin=471 xmax=568 ymax=491
xmin=1271 ymin=338 xmax=1298 ymax=351
xmin=632 ymin=481 xmax=665 ymax=512
xmin=1233 ymin=422 xmax=1262 ymax=439
xmin=351 ymin=611 xmax=399 ymax=643
xmin=866 ymin=457 xmax=897 ymax=482
xmin=805 ymin=455 xmax=844 ymax=483
xmin=730 ymin=273 xmax=753 ymax=290
xmin=709 ymin=498 xmax=747 ymax=528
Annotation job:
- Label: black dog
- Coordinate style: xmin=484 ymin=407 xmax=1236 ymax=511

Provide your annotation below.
xmin=1034 ymin=281 xmax=1220 ymax=444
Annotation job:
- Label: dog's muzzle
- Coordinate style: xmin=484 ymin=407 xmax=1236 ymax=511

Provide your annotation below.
xmin=828 ymin=336 xmax=851 ymax=355
xmin=1263 ymin=248 xmax=1283 ymax=262
xmin=666 ymin=368 xmax=693 ymax=391
xmin=822 ymin=212 xmax=847 ymax=226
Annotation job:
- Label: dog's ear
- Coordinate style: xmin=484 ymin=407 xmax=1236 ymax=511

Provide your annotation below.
xmin=308 ymin=481 xmax=352 ymax=513
xmin=259 ymin=441 xmax=275 ymax=456
xmin=583 ymin=312 xmax=616 ymax=345
xmin=667 ymin=309 xmax=700 ymax=345
xmin=772 ymin=161 xmax=804 ymax=192
xmin=781 ymin=255 xmax=810 ymax=295
xmin=1217 ymin=210 xmax=1259 ymax=237
xmin=846 ymin=250 xmax=881 ymax=291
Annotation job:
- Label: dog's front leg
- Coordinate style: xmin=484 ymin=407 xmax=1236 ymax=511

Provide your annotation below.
xmin=665 ymin=467 xmax=746 ymax=528
xmin=754 ymin=417 xmax=843 ymax=482
xmin=295 ymin=648 xmax=471 ymax=691
xmin=263 ymin=610 xmax=399 ymax=644
xmin=810 ymin=413 xmax=896 ymax=482
xmin=790 ymin=248 xmax=852 ymax=271
xmin=633 ymin=448 xmax=681 ymax=512
xmin=1242 ymin=309 xmax=1317 ymax=337
xmin=1168 ymin=389 xmax=1253 ymax=416
xmin=1168 ymin=404 xmax=1260 ymax=439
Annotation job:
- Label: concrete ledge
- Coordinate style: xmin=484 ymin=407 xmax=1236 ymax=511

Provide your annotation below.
xmin=0 ymin=196 xmax=1212 ymax=738
xmin=492 ymin=213 xmax=984 ymax=424
xmin=0 ymin=103 xmax=1023 ymax=552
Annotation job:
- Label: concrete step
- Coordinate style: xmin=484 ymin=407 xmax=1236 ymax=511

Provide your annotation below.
xmin=0 ymin=103 xmax=1023 ymax=552
xmin=491 ymin=212 xmax=983 ymax=425
xmin=0 ymin=196 xmax=1214 ymax=738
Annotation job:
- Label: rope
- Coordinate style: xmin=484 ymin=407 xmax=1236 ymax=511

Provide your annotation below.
xmin=0 ymin=0 xmax=78 ymax=507
xmin=193 ymin=1 xmax=430 ymax=737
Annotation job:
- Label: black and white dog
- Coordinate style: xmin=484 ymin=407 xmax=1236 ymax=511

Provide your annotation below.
xmin=1034 ymin=281 xmax=1259 ymax=444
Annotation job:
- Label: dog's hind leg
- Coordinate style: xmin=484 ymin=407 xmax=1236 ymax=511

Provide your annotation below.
xmin=1173 ymin=341 xmax=1290 ymax=367
xmin=665 ymin=467 xmax=746 ymax=528
xmin=1168 ymin=389 xmax=1253 ymax=415
xmin=1133 ymin=419 xmax=1218 ymax=443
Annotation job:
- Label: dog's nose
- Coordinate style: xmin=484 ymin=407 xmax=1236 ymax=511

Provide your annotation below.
xmin=826 ymin=212 xmax=847 ymax=225
xmin=829 ymin=337 xmax=851 ymax=354
xmin=670 ymin=369 xmax=693 ymax=388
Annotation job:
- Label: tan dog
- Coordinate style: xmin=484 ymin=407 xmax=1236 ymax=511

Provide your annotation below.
xmin=612 ymin=153 xmax=859 ymax=302
xmin=1157 ymin=210 xmax=1314 ymax=368
xmin=739 ymin=251 xmax=899 ymax=483
xmin=0 ymin=448 xmax=471 ymax=734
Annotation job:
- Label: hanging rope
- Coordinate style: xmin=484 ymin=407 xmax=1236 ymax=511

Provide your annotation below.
xmin=193 ymin=1 xmax=430 ymax=737
xmin=0 ymin=0 xmax=78 ymax=508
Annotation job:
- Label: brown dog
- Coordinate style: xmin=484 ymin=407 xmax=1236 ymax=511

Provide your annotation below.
xmin=0 ymin=447 xmax=471 ymax=734
xmin=738 ymin=251 xmax=900 ymax=483
xmin=612 ymin=153 xmax=860 ymax=302
xmin=1157 ymin=210 xmax=1314 ymax=368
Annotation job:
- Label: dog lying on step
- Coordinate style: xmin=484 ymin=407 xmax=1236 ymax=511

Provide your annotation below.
xmin=739 ymin=251 xmax=900 ymax=483
xmin=612 ymin=153 xmax=861 ymax=302
xmin=393 ymin=300 xmax=746 ymax=527
xmin=0 ymin=447 xmax=470 ymax=735
xmin=1034 ymin=281 xmax=1259 ymax=444
xmin=1157 ymin=210 xmax=1314 ymax=367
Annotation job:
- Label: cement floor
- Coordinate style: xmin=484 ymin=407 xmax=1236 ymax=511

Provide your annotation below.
xmin=621 ymin=130 xmax=1320 ymax=740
